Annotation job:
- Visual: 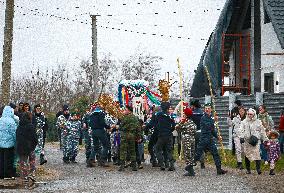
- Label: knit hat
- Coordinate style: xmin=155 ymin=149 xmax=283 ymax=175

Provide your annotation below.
xmin=234 ymin=100 xmax=242 ymax=106
xmin=63 ymin=104 xmax=69 ymax=111
xmin=183 ymin=108 xmax=193 ymax=117
xmin=9 ymin=103 xmax=16 ymax=109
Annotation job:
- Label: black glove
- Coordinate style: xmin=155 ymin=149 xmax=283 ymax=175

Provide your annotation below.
xmin=240 ymin=138 xmax=245 ymax=144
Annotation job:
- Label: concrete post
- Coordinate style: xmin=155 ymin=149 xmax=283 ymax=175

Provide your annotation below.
xmin=256 ymin=92 xmax=264 ymax=106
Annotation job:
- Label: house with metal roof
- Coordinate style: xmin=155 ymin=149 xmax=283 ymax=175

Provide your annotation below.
xmin=190 ymin=0 xmax=284 ymax=97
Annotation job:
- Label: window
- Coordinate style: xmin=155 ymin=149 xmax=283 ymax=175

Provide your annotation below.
xmin=264 ymin=72 xmax=274 ymax=93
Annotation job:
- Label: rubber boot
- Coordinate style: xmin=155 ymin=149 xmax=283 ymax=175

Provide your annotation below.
xmin=118 ymin=161 xmax=125 ymax=171
xmin=256 ymin=160 xmax=262 ymax=175
xmin=131 ymin=161 xmax=138 ymax=171
xmin=40 ymin=154 xmax=47 ymax=165
xmin=269 ymin=169 xmax=275 ymax=175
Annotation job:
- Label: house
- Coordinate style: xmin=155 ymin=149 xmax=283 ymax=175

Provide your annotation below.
xmin=190 ymin=0 xmax=284 ymax=97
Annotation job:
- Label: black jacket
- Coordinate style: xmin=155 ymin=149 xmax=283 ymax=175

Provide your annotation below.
xmin=89 ymin=110 xmax=110 ymax=130
xmin=148 ymin=111 xmax=175 ymax=137
xmin=16 ymin=112 xmax=38 ymax=156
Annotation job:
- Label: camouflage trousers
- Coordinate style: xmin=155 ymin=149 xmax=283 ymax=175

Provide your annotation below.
xmin=83 ymin=128 xmax=93 ymax=160
xmin=120 ymin=136 xmax=136 ymax=162
xmin=182 ymin=134 xmax=195 ymax=165
xmin=35 ymin=128 xmax=44 ymax=155
xmin=67 ymin=136 xmax=80 ymax=159
xmin=61 ymin=132 xmax=69 ymax=158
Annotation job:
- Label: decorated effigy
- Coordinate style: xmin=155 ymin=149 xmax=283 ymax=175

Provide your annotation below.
xmin=118 ymin=79 xmax=162 ymax=120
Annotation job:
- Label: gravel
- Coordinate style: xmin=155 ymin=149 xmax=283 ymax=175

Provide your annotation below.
xmin=0 ymin=144 xmax=258 ymax=193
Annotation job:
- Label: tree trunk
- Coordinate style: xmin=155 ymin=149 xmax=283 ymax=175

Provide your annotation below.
xmin=1 ymin=0 xmax=15 ymax=105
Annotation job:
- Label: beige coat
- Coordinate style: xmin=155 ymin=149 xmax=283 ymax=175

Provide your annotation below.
xmin=239 ymin=115 xmax=268 ymax=161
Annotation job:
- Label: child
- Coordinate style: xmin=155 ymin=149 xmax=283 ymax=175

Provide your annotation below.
xmin=111 ymin=126 xmax=120 ymax=165
xmin=66 ymin=112 xmax=81 ymax=163
xmin=265 ymin=130 xmax=281 ymax=175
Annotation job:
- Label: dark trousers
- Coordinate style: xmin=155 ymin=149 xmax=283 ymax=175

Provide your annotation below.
xmin=195 ymin=139 xmax=221 ymax=169
xmin=148 ymin=133 xmax=158 ymax=162
xmin=195 ymin=132 xmax=205 ymax=163
xmin=92 ymin=129 xmax=110 ymax=162
xmin=280 ymin=131 xmax=284 ymax=154
xmin=0 ymin=147 xmax=15 ymax=179
xmin=245 ymin=157 xmax=261 ymax=172
xmin=156 ymin=136 xmax=174 ymax=165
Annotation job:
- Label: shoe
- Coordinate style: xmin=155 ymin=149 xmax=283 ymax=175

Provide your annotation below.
xmin=165 ymin=162 xmax=169 ymax=168
xmin=131 ymin=162 xmax=138 ymax=171
xmin=217 ymin=168 xmax=227 ymax=175
xmin=237 ymin=162 xmax=243 ymax=170
xmin=201 ymin=163 xmax=205 ymax=169
xmin=40 ymin=154 xmax=47 ymax=165
xmin=138 ymin=164 xmax=143 ymax=169
xmin=183 ymin=171 xmax=195 ymax=176
xmin=118 ymin=161 xmax=125 ymax=171
xmin=168 ymin=162 xmax=175 ymax=171
xmin=98 ymin=161 xmax=109 ymax=167
xmin=152 ymin=162 xmax=159 ymax=167
xmin=63 ymin=157 xmax=70 ymax=164
xmin=246 ymin=170 xmax=251 ymax=174
xmin=70 ymin=157 xmax=78 ymax=163
xmin=257 ymin=170 xmax=262 ymax=175
xmin=269 ymin=169 xmax=275 ymax=175
xmin=264 ymin=161 xmax=268 ymax=165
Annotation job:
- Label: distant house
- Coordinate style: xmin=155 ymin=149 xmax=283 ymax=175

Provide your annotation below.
xmin=190 ymin=0 xmax=284 ymax=97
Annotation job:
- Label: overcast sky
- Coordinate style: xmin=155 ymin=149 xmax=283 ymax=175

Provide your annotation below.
xmin=0 ymin=0 xmax=226 ymax=80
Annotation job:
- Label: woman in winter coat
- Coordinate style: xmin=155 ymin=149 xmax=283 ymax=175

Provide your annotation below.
xmin=239 ymin=108 xmax=268 ymax=174
xmin=258 ymin=105 xmax=274 ymax=164
xmin=16 ymin=112 xmax=38 ymax=188
xmin=230 ymin=106 xmax=246 ymax=169
xmin=0 ymin=106 xmax=17 ymax=179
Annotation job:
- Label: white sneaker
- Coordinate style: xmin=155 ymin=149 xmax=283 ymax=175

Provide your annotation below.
xmin=264 ymin=161 xmax=268 ymax=165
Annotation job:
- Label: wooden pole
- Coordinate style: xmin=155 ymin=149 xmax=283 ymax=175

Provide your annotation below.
xmin=1 ymin=0 xmax=15 ymax=105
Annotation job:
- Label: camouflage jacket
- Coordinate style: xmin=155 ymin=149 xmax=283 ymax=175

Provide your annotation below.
xmin=66 ymin=120 xmax=81 ymax=138
xmin=176 ymin=119 xmax=197 ymax=137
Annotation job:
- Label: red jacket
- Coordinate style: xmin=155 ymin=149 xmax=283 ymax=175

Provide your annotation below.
xmin=279 ymin=115 xmax=284 ymax=132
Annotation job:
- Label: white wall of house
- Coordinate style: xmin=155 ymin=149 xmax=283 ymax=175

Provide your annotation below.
xmin=260 ymin=0 xmax=284 ymax=93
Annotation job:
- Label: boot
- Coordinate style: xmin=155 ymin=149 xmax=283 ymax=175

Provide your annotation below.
xmin=159 ymin=162 xmax=165 ymax=171
xmin=152 ymin=160 xmax=159 ymax=167
xmin=269 ymin=169 xmax=275 ymax=175
xmin=118 ymin=161 xmax=125 ymax=171
xmin=184 ymin=165 xmax=195 ymax=176
xmin=168 ymin=162 xmax=175 ymax=171
xmin=237 ymin=162 xmax=243 ymax=170
xmin=165 ymin=161 xmax=169 ymax=168
xmin=86 ymin=159 xmax=93 ymax=167
xmin=245 ymin=157 xmax=251 ymax=174
xmin=217 ymin=167 xmax=227 ymax=175
xmin=63 ymin=157 xmax=70 ymax=164
xmin=200 ymin=162 xmax=205 ymax=169
xmin=131 ymin=162 xmax=138 ymax=171
xmin=138 ymin=164 xmax=143 ymax=169
xmin=40 ymin=154 xmax=47 ymax=165
xmin=256 ymin=160 xmax=262 ymax=175
xmin=70 ymin=157 xmax=77 ymax=163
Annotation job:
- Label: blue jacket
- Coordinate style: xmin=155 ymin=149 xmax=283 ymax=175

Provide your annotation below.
xmin=147 ymin=111 xmax=175 ymax=137
xmin=0 ymin=106 xmax=17 ymax=148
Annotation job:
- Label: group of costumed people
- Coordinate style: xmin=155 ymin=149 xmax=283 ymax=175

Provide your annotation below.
xmin=54 ymin=85 xmax=228 ymax=177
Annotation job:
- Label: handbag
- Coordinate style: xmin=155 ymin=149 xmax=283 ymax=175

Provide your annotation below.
xmin=248 ymin=127 xmax=258 ymax=146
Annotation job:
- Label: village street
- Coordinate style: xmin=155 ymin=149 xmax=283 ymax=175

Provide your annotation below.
xmin=1 ymin=143 xmax=254 ymax=193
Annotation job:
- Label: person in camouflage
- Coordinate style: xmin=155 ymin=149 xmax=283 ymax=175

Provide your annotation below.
xmin=66 ymin=112 xmax=81 ymax=163
xmin=82 ymin=106 xmax=94 ymax=167
xmin=56 ymin=105 xmax=71 ymax=163
xmin=32 ymin=104 xmax=48 ymax=165
xmin=175 ymin=108 xmax=197 ymax=176
xmin=118 ymin=105 xmax=141 ymax=171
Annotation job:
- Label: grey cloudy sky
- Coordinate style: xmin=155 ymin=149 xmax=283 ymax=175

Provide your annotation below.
xmin=0 ymin=0 xmax=226 ymax=79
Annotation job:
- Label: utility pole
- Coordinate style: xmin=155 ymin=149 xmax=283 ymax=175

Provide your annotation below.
xmin=91 ymin=15 xmax=99 ymax=101
xmin=1 ymin=0 xmax=15 ymax=106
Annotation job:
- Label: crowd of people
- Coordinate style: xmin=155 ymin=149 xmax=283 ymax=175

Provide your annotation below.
xmin=0 ymin=99 xmax=284 ymax=189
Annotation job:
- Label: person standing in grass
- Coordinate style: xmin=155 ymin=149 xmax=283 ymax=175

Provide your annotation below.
xmin=265 ymin=130 xmax=281 ymax=175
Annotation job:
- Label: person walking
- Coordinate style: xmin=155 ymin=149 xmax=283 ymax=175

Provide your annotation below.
xmin=194 ymin=103 xmax=227 ymax=175
xmin=240 ymin=108 xmax=269 ymax=174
